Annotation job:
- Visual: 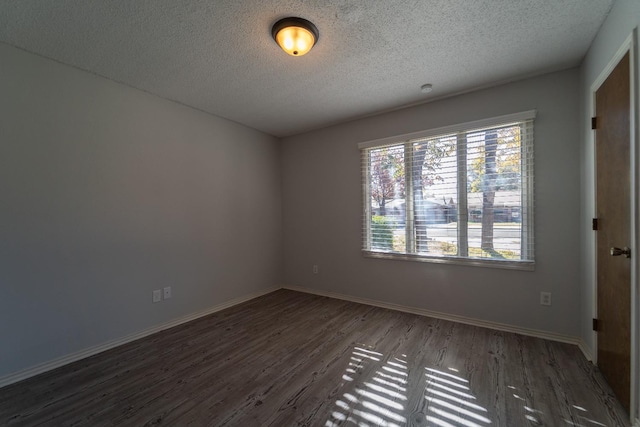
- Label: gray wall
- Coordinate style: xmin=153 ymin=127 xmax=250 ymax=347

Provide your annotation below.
xmin=0 ymin=43 xmax=283 ymax=378
xmin=282 ymin=69 xmax=581 ymax=337
xmin=578 ymin=0 xmax=640 ymax=419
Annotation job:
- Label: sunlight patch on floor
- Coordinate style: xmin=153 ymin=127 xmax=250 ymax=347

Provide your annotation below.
xmin=324 ymin=344 xmax=613 ymax=427
xmin=425 ymin=367 xmax=491 ymax=427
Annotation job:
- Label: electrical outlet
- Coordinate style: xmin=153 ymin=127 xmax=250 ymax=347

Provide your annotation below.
xmin=152 ymin=289 xmax=162 ymax=303
xmin=540 ymin=292 xmax=552 ymax=306
xmin=313 ymin=265 xmax=319 ymax=274
xmin=163 ymin=286 xmax=172 ymax=299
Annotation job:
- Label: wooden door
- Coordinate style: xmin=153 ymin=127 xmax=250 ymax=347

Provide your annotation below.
xmin=595 ymin=51 xmax=631 ymax=412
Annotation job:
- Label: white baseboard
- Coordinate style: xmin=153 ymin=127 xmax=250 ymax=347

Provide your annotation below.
xmin=0 ymin=284 xmax=594 ymax=390
xmin=577 ymin=339 xmax=594 ymax=362
xmin=283 ymin=285 xmax=591 ymax=360
xmin=0 ymin=286 xmax=280 ymax=389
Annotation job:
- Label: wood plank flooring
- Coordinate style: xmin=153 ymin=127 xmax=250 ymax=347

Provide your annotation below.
xmin=0 ymin=289 xmax=630 ymax=426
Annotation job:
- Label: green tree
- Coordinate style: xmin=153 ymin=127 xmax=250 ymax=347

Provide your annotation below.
xmin=481 ymin=130 xmax=498 ymax=251
xmin=467 ymin=126 xmax=521 ymax=254
xmin=468 ymin=126 xmax=521 ymax=192
xmin=370 ymin=146 xmax=404 ymax=216
xmin=413 ymin=137 xmax=456 ymax=252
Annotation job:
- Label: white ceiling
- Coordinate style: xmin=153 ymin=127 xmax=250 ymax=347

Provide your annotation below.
xmin=0 ymin=0 xmax=613 ymax=137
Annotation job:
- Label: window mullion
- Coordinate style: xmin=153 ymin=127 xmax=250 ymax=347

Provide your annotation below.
xmin=457 ymin=132 xmax=469 ymax=257
xmin=404 ymin=143 xmax=415 ymax=253
xmin=521 ymin=123 xmax=534 ymax=260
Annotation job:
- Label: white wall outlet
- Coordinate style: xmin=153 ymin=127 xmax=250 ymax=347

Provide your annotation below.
xmin=152 ymin=289 xmax=162 ymax=303
xmin=163 ymin=286 xmax=172 ymax=299
xmin=540 ymin=292 xmax=552 ymax=306
xmin=313 ymin=265 xmax=319 ymax=274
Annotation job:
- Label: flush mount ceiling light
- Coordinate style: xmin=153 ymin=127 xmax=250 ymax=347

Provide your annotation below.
xmin=272 ymin=17 xmax=319 ymax=57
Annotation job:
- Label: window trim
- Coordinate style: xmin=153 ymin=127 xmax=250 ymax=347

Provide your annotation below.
xmin=359 ymin=110 xmax=536 ymax=271
xmin=357 ymin=110 xmax=536 ymax=150
xmin=361 ymin=250 xmax=535 ymax=271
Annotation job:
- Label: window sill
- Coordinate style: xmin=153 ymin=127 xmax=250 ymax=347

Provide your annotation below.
xmin=362 ymin=250 xmax=535 ymax=271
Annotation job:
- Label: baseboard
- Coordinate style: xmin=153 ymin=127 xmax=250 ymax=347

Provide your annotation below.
xmin=0 ymin=286 xmax=280 ymax=389
xmin=577 ymin=339 xmax=594 ymax=362
xmin=283 ymin=285 xmax=588 ymax=357
xmin=0 ymin=284 xmax=594 ymax=389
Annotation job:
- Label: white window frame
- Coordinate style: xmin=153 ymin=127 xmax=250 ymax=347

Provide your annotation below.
xmin=359 ymin=110 xmax=536 ymax=271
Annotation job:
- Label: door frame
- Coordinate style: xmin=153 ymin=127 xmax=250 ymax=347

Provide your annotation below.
xmin=589 ymin=29 xmax=638 ymax=422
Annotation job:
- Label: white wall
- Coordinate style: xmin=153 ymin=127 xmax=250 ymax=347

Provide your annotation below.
xmin=0 ymin=43 xmax=283 ymax=379
xmin=579 ymin=0 xmax=640 ymax=421
xmin=282 ymin=69 xmax=581 ymax=337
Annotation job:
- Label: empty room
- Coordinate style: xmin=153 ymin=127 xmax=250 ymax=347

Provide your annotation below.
xmin=1 ymin=0 xmax=639 ymax=426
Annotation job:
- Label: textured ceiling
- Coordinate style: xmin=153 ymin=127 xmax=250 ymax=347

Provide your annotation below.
xmin=0 ymin=0 xmax=613 ymax=137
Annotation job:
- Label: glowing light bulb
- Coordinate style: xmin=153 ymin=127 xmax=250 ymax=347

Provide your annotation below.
xmin=276 ymin=26 xmax=315 ymax=56
xmin=272 ymin=18 xmax=319 ymax=57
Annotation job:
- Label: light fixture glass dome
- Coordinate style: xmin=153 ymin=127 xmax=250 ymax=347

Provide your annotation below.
xmin=272 ymin=17 xmax=319 ymax=57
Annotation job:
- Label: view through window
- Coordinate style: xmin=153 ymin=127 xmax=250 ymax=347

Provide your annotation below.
xmin=360 ymin=111 xmax=535 ymax=269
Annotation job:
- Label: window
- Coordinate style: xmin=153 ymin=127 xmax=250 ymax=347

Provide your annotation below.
xmin=359 ymin=111 xmax=535 ymax=270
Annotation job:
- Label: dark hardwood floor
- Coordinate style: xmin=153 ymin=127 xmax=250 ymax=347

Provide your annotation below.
xmin=0 ymin=289 xmax=630 ymax=426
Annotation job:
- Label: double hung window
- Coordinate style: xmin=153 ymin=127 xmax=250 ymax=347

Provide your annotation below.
xmin=359 ymin=111 xmax=535 ymax=269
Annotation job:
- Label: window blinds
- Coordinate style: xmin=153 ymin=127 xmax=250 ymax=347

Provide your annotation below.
xmin=360 ymin=111 xmax=535 ymax=269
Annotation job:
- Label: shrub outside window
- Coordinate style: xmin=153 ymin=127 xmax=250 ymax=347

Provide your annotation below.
xmin=359 ymin=111 xmax=535 ymax=270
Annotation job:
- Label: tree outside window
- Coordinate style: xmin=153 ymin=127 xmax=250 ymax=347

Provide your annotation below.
xmin=361 ymin=112 xmax=534 ymax=269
